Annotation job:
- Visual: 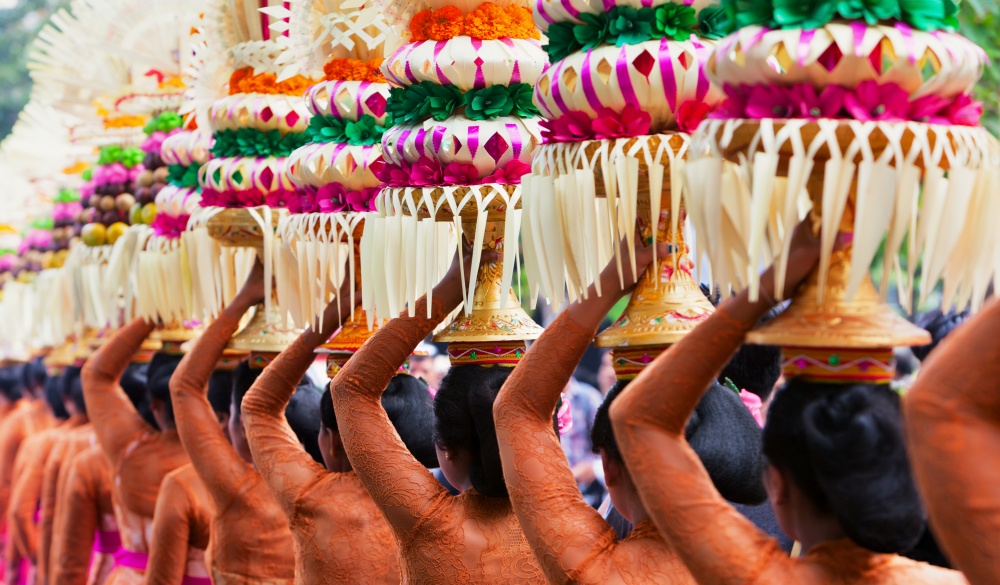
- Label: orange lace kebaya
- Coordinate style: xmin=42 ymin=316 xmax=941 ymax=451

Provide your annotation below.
xmin=39 ymin=424 xmax=96 ymax=585
xmin=171 ymin=305 xmax=295 ymax=585
xmin=242 ymin=300 xmax=401 ymax=585
xmin=609 ymin=294 xmax=966 ymax=585
xmin=81 ymin=319 xmax=191 ymax=585
xmin=49 ymin=443 xmax=118 ymax=585
xmin=0 ymin=398 xmax=53 ymax=524
xmin=331 ymin=289 xmax=546 ymax=584
xmin=905 ymin=298 xmax=1000 ymax=585
xmin=495 ymin=304 xmax=695 ymax=584
xmin=146 ymin=463 xmax=212 ymax=585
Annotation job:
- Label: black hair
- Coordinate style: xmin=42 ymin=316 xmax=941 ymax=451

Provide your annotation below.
xmin=147 ymin=352 xmax=183 ymax=424
xmin=593 ymin=379 xmax=767 ymax=505
xmin=321 ymin=374 xmax=438 ymax=468
xmin=434 ymin=364 xmax=511 ymax=498
xmin=208 ymin=370 xmax=234 ymax=415
xmin=763 ymin=380 xmax=923 ymax=553
xmin=286 ymin=382 xmax=323 ymax=464
xmin=121 ymin=362 xmax=156 ymax=428
xmin=29 ymin=358 xmax=48 ymax=392
xmin=0 ymin=366 xmax=23 ymax=402
xmin=231 ymin=361 xmax=263 ymax=418
xmin=62 ymin=366 xmax=86 ymax=416
xmin=44 ymin=375 xmax=69 ymax=419
xmin=912 ymin=309 xmax=969 ymax=362
xmin=701 ymin=284 xmax=785 ymax=402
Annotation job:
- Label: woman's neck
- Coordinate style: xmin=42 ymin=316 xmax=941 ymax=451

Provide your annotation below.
xmin=797 ymin=513 xmax=846 ymax=553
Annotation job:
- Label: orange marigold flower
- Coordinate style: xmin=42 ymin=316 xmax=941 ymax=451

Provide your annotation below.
xmin=506 ymin=5 xmax=541 ymax=39
xmin=409 ymin=9 xmax=433 ymax=41
xmin=425 ymin=6 xmax=464 ymax=40
xmin=465 ymin=2 xmax=511 ymax=40
xmin=365 ymin=59 xmax=387 ymax=83
xmin=228 ymin=67 xmax=254 ymax=94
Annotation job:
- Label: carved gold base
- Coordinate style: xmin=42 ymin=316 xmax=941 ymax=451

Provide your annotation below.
xmin=44 ymin=341 xmax=77 ymax=370
xmin=227 ymin=303 xmax=301 ymax=354
xmin=206 ymin=206 xmax=286 ymax=250
xmin=318 ymin=306 xmax=380 ymax=376
xmin=747 ymin=248 xmax=930 ymax=349
xmin=596 ymin=256 xmax=715 ymax=348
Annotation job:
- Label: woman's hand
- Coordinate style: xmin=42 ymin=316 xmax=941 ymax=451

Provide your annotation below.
xmin=435 ymin=235 xmax=503 ymax=310
xmin=234 ymin=259 xmax=267 ymax=307
xmin=758 ymin=218 xmax=845 ymax=305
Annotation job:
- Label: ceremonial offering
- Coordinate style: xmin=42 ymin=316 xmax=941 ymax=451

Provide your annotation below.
xmin=520 ymin=0 xmax=723 ymax=372
xmin=684 ymin=0 xmax=1000 ymax=380
xmin=362 ymin=0 xmax=549 ymax=365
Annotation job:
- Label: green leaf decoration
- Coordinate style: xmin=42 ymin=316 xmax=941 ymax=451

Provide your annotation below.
xmin=653 ymin=4 xmax=699 ymax=40
xmin=55 ymin=188 xmax=80 ymax=203
xmin=836 ymin=0 xmax=901 ymax=24
xmin=545 ymin=21 xmax=583 ymax=62
xmin=573 ymin=12 xmax=611 ymax=51
xmin=121 ymin=147 xmax=145 ymax=169
xmin=211 ymin=128 xmax=309 ymax=158
xmin=465 ymin=85 xmax=515 ymax=120
xmin=305 ymin=115 xmax=387 ymax=145
xmin=385 ymin=82 xmax=539 ymax=126
xmin=901 ymin=0 xmax=959 ymax=30
xmin=608 ymin=6 xmax=657 ymax=46
xmin=697 ymin=5 xmax=735 ymax=39
xmin=97 ymin=145 xmax=123 ymax=166
xmin=168 ymin=164 xmax=201 ymax=189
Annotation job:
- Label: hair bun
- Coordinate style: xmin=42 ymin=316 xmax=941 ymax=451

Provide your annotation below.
xmin=802 ymin=386 xmax=923 ymax=553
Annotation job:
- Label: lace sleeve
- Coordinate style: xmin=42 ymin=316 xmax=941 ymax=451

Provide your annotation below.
xmin=495 ymin=309 xmax=618 ymax=582
xmin=7 ymin=433 xmax=47 ymax=565
xmin=172 ymin=312 xmax=247 ymax=509
xmin=905 ymin=299 xmax=1000 ymax=585
xmin=332 ymin=296 xmax=449 ymax=537
xmin=83 ymin=318 xmax=156 ymax=463
xmin=0 ymin=411 xmax=29 ymax=522
xmin=610 ymin=303 xmax=787 ymax=585
xmin=48 ymin=449 xmax=99 ymax=585
xmin=147 ymin=472 xmax=195 ymax=585
xmin=243 ymin=330 xmax=326 ymax=519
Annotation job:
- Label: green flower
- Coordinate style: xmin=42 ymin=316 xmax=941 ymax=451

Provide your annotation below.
xmin=900 ymin=0 xmax=959 ymax=31
xmin=465 ymin=85 xmax=515 ymax=120
xmin=573 ymin=12 xmax=611 ymax=51
xmin=305 ymin=116 xmax=349 ymax=144
xmin=344 ymin=116 xmax=386 ymax=146
xmin=121 ymin=147 xmax=145 ymax=168
xmin=654 ymin=4 xmax=698 ymax=41
xmin=55 ymin=188 xmax=80 ymax=203
xmin=168 ymin=164 xmax=200 ymax=189
xmin=97 ymin=145 xmax=122 ymax=166
xmin=425 ymin=83 xmax=464 ymax=121
xmin=836 ymin=0 xmax=900 ymax=24
xmin=772 ymin=0 xmax=836 ymax=28
xmin=545 ymin=21 xmax=582 ymax=62
xmin=697 ymin=5 xmax=734 ymax=39
xmin=387 ymin=85 xmax=430 ymax=126
xmin=81 ymin=168 xmax=92 ymax=181
xmin=608 ymin=6 xmax=657 ymax=47
xmin=723 ymin=0 xmax=775 ymax=28
xmin=509 ymin=83 xmax=539 ymax=118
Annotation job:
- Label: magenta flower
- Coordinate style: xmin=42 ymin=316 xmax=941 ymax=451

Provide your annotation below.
xmin=443 ymin=162 xmax=481 ymax=185
xmin=101 ymin=163 xmax=129 ymax=185
xmin=372 ymin=159 xmax=412 ymax=188
xmin=541 ymin=110 xmax=594 ymax=143
xmin=843 ymin=80 xmax=908 ymax=122
xmin=316 ymin=183 xmax=347 ymax=213
xmin=264 ymin=188 xmax=296 ymax=209
xmin=151 ymin=213 xmax=190 ymax=238
xmin=943 ymin=94 xmax=983 ymax=126
xmin=907 ymin=94 xmax=951 ymax=124
xmin=345 ymin=187 xmax=380 ymax=212
xmin=483 ymin=160 xmax=532 ymax=184
xmin=676 ymin=100 xmax=712 ymax=132
xmin=788 ymin=84 xmax=847 ymax=119
xmin=712 ymin=84 xmax=751 ymax=118
xmin=142 ymin=131 xmax=168 ymax=154
xmin=592 ymin=105 xmax=652 ymax=139
xmin=745 ymin=85 xmax=797 ymax=119
xmin=234 ymin=188 xmax=265 ymax=208
xmin=410 ymin=157 xmax=444 ymax=187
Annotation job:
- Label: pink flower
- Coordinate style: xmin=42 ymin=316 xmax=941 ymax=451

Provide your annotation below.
xmin=142 ymin=131 xmax=168 ymax=154
xmin=908 ymin=94 xmax=952 ymax=124
xmin=712 ymin=84 xmax=751 ymax=119
xmin=739 ymin=390 xmax=763 ymax=427
xmin=264 ymin=188 xmax=296 ymax=209
xmin=443 ymin=162 xmax=481 ymax=185
xmin=316 ymin=183 xmax=347 ymax=213
xmin=788 ymin=84 xmax=847 ymax=119
xmin=287 ymin=188 xmax=318 ymax=214
xmin=483 ymin=160 xmax=531 ymax=184
xmin=410 ymin=157 xmax=444 ymax=187
xmin=345 ymin=187 xmax=380 ymax=212
xmin=541 ymin=111 xmax=594 ymax=143
xmin=556 ymin=392 xmax=573 ymax=436
xmin=592 ymin=104 xmax=652 ymax=139
xmin=371 ymin=159 xmax=412 ymax=188
xmin=676 ymin=100 xmax=713 ymax=133
xmin=943 ymin=94 xmax=983 ymax=126
xmin=100 ymin=163 xmax=129 ymax=185
xmin=151 ymin=213 xmax=190 ymax=238
xmin=233 ymin=188 xmax=264 ymax=208
xmin=745 ymin=85 xmax=797 ymax=119
xmin=843 ymin=80 xmax=908 ymax=122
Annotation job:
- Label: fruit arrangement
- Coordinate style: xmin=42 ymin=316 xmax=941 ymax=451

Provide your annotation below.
xmin=51 ymin=188 xmax=82 ymax=252
xmin=79 ymin=144 xmax=147 ymax=246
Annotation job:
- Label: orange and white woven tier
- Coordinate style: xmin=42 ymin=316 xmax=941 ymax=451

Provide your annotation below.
xmin=383 ymin=38 xmax=547 ymax=91
xmin=286 ymin=142 xmax=383 ymax=190
xmin=209 ymin=93 xmax=312 ymax=134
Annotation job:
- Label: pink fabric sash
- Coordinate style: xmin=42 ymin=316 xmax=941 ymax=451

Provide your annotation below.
xmin=94 ymin=530 xmax=122 ymax=555
xmin=113 ymin=549 xmax=148 ymax=572
xmin=181 ymin=577 xmax=212 ymax=585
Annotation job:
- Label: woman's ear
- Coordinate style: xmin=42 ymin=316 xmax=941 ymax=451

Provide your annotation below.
xmin=764 ymin=464 xmax=789 ymax=505
xmin=601 ymin=449 xmax=623 ymax=488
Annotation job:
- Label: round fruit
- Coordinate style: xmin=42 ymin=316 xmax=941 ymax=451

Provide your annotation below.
xmin=101 ymin=210 xmax=120 ymax=226
xmin=136 ymin=171 xmax=154 ymax=188
xmin=116 ymin=193 xmax=136 ymax=213
xmin=148 ymin=183 xmax=163 ymax=199
xmin=99 ymin=195 xmax=116 ymax=212
xmin=107 ymin=222 xmax=128 ymax=244
xmin=81 ymin=223 xmax=107 ymax=246
xmin=152 ymin=167 xmax=169 ymax=183
xmin=140 ymin=202 xmax=157 ymax=225
xmin=129 ymin=203 xmax=143 ymax=225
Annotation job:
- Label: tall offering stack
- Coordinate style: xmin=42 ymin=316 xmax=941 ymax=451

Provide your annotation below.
xmin=522 ymin=0 xmax=726 ymax=378
xmin=267 ymin=0 xmax=401 ymax=373
xmin=685 ymin=0 xmax=999 ymax=382
xmin=196 ymin=0 xmax=321 ymax=363
xmin=362 ymin=0 xmax=550 ymax=367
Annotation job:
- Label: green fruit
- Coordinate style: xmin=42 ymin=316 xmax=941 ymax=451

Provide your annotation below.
xmin=129 ymin=203 xmax=143 ymax=225
xmin=140 ymin=202 xmax=157 ymax=225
